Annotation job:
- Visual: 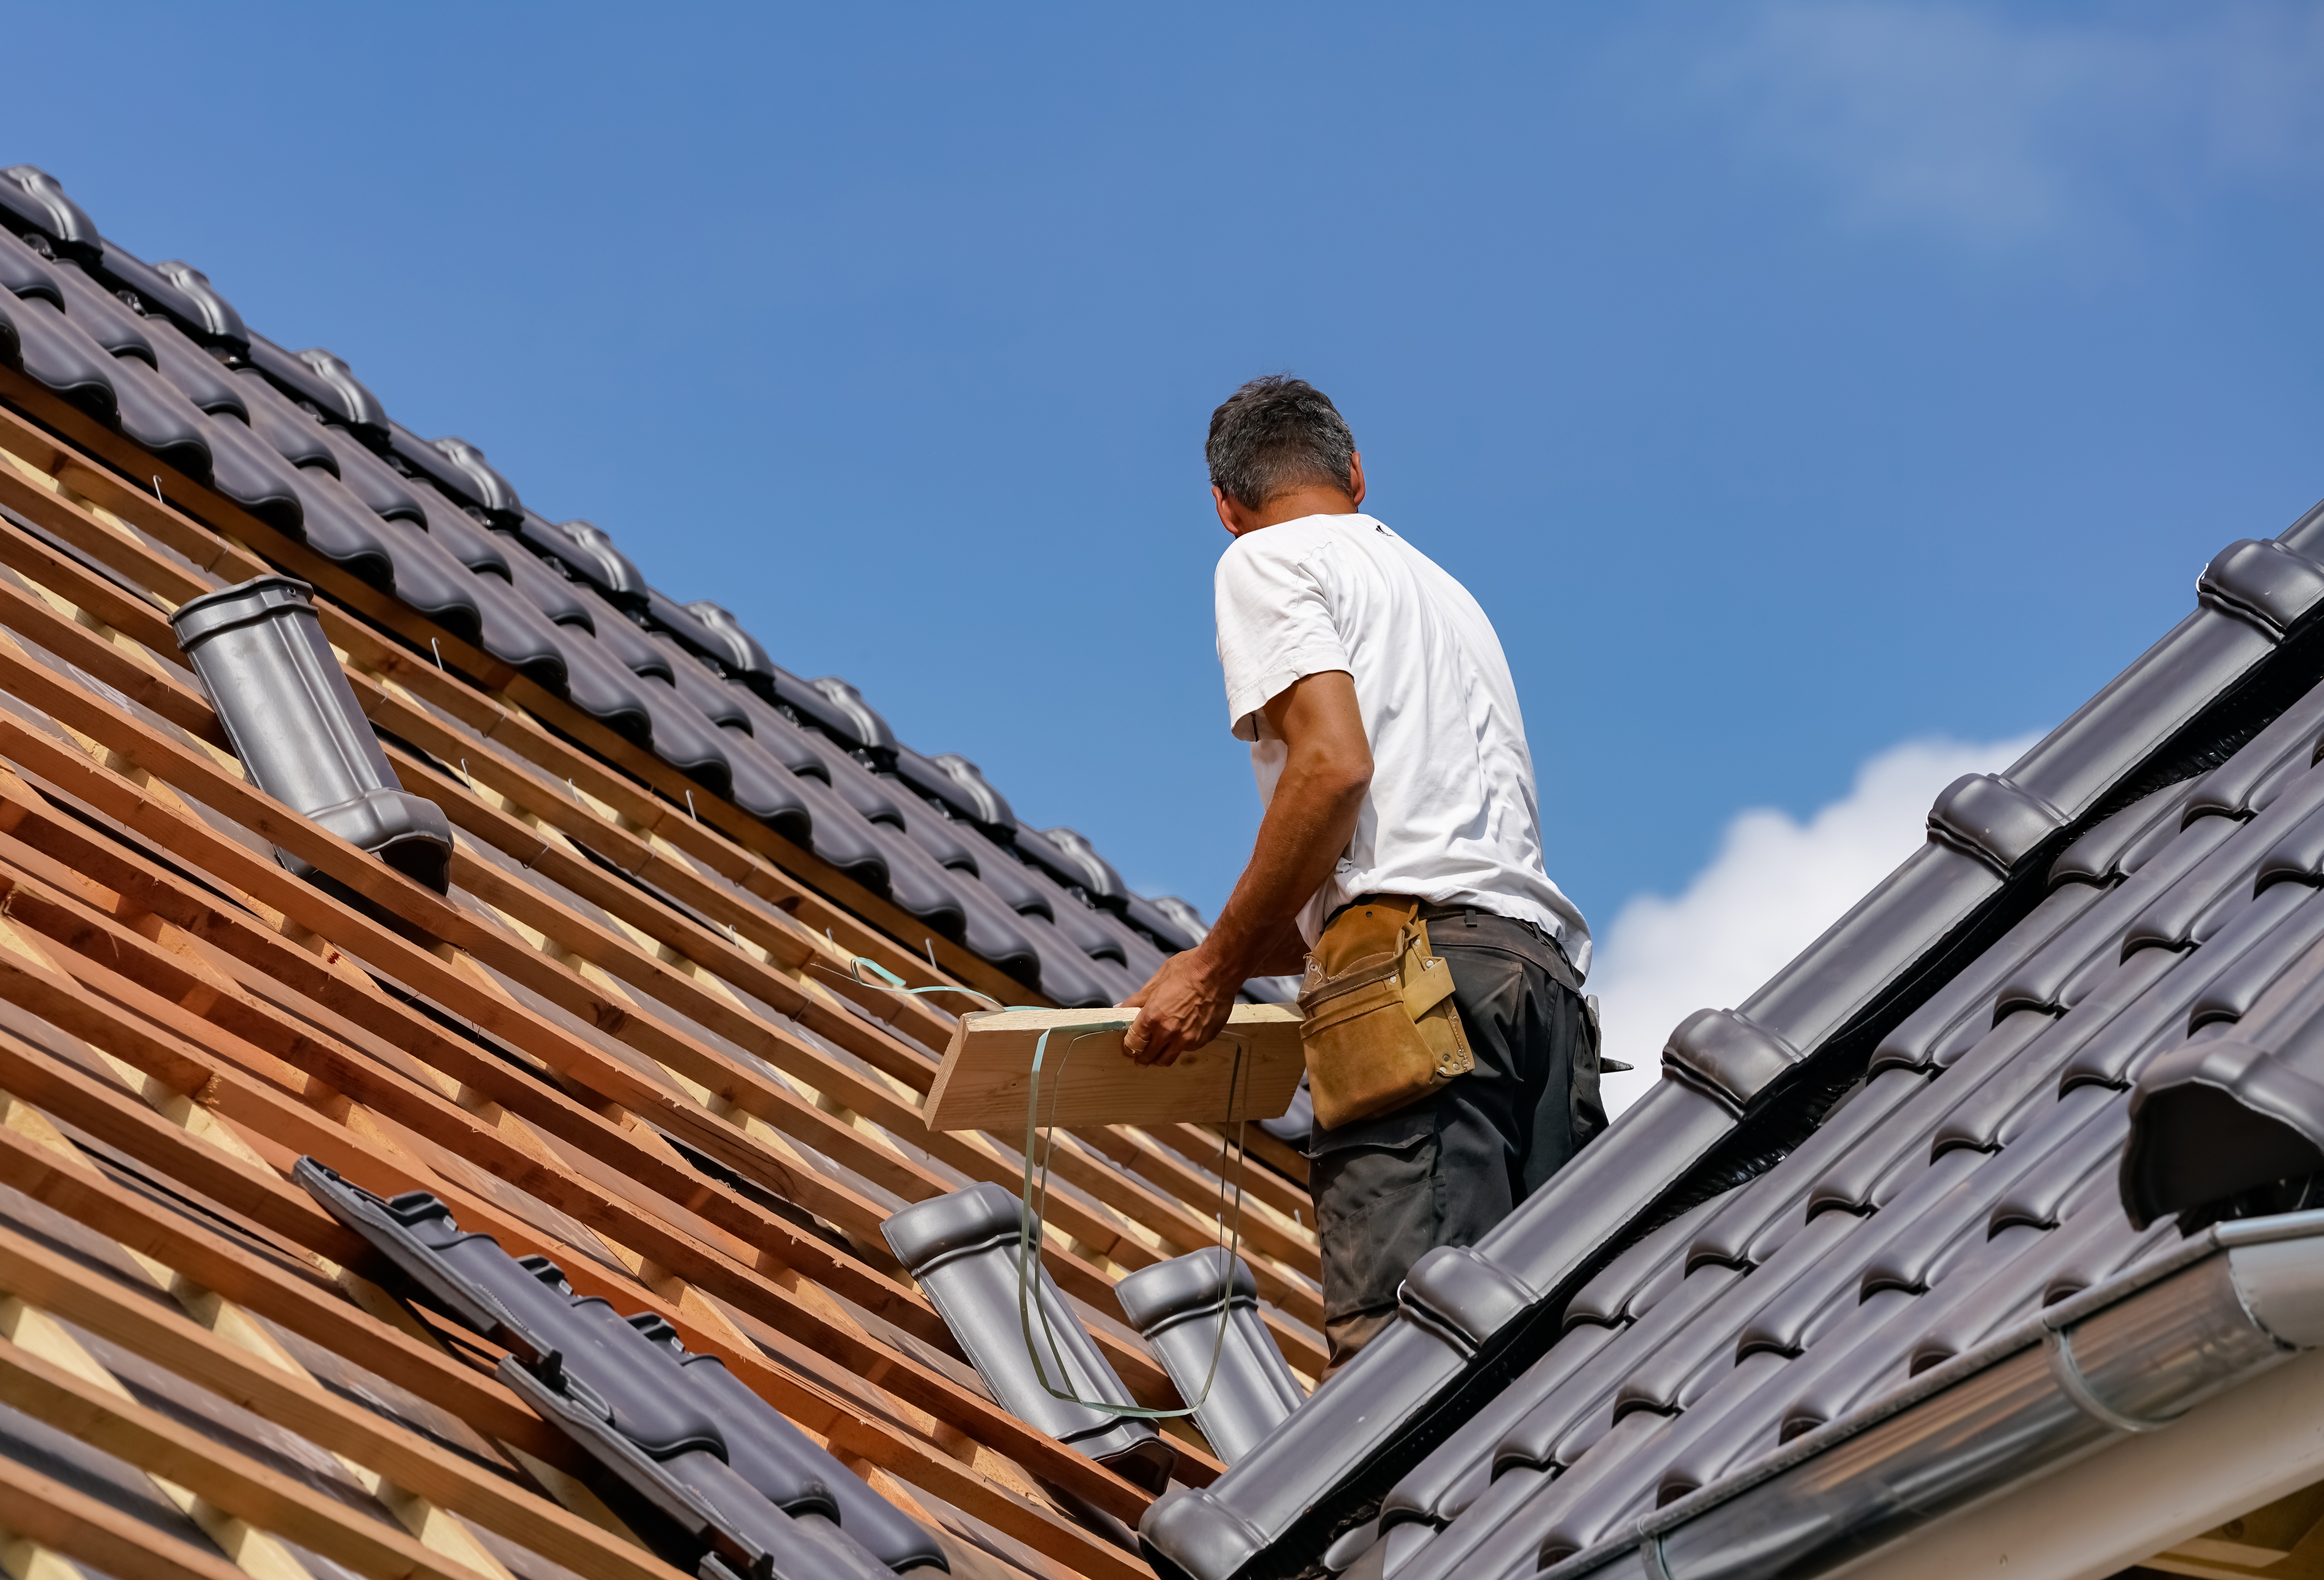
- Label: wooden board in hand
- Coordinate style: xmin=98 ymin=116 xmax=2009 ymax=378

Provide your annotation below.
xmin=924 ymin=1004 xmax=1305 ymax=1132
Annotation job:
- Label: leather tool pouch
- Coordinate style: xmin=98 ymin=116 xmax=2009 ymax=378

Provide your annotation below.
xmin=1297 ymin=898 xmax=1474 ymax=1132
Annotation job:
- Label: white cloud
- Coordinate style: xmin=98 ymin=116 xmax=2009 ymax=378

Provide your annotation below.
xmin=1695 ymin=1 xmax=2324 ymax=250
xmin=1591 ymin=733 xmax=2038 ymax=1115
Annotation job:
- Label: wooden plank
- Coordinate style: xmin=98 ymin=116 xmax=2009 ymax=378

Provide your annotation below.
xmin=930 ymin=1006 xmax=1303 ymax=1131
xmin=0 ymin=1448 xmax=259 ymax=1580
xmin=0 ymin=1334 xmax=504 ymax=1580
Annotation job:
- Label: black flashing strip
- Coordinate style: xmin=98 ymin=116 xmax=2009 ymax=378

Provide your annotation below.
xmin=293 ymin=1160 xmax=942 ymax=1577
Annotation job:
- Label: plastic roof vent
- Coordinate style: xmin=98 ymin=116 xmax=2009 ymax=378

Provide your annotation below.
xmin=885 ymin=1183 xmax=1175 ymax=1495
xmin=1117 ymin=1249 xmax=1304 ymax=1464
xmin=170 ymin=576 xmax=453 ymax=894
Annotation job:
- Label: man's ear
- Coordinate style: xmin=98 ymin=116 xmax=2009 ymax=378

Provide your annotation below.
xmin=1346 ymin=452 xmax=1366 ymax=510
xmin=1214 ymin=485 xmax=1252 ymax=537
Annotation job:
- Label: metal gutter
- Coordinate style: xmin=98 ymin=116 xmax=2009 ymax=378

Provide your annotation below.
xmin=1542 ymin=1207 xmax=2324 ymax=1580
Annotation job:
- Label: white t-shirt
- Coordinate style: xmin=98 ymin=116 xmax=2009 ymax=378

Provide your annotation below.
xmin=1213 ymin=512 xmax=1591 ymax=973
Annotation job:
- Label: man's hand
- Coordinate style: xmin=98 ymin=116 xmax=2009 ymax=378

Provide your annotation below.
xmin=1120 ymin=948 xmax=1241 ymax=1066
xmin=1120 ymin=669 xmax=1370 ymax=1067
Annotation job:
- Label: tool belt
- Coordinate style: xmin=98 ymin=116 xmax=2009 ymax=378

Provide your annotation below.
xmin=1296 ymin=897 xmax=1473 ymax=1131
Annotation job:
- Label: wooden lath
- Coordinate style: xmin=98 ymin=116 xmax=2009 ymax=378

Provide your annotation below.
xmin=0 ymin=387 xmax=1326 ymax=1316
xmin=0 ymin=358 xmax=1341 ymax=1580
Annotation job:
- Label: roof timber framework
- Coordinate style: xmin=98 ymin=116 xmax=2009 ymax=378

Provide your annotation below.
xmin=0 ymin=207 xmax=1327 ymax=1578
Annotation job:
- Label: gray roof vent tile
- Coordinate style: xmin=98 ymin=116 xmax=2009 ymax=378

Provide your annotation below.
xmin=383 ymin=420 xmax=521 ymax=523
xmin=170 ymin=575 xmax=451 ymax=894
xmin=243 ymin=333 xmax=373 ymax=432
xmin=1117 ymin=1249 xmax=1304 ymax=1465
xmin=895 ymin=748 xmax=1016 ymax=831
xmin=428 ymin=437 xmax=522 ymax=522
xmin=884 ymin=1182 xmax=1176 ymax=1494
xmin=0 ymin=165 xmax=99 ymax=256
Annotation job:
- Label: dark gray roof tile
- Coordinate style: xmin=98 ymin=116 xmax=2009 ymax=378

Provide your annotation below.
xmin=1496 ymin=1264 xmax=1748 ymax=1476
xmin=1380 ymin=1320 xmax=1625 ymax=1534
xmin=46 ymin=254 xmax=155 ymax=363
xmin=1869 ymin=879 xmax=2109 ymax=1075
xmin=0 ymin=165 xmax=98 ymax=255
xmin=2182 ymin=886 xmax=2324 ymax=1034
xmin=196 ymin=402 xmax=307 ymax=532
xmin=7 ymin=289 xmax=117 ymax=421
xmin=463 ymin=564 xmax=569 ymax=692
xmin=310 ymin=422 xmax=425 ymax=521
xmin=141 ymin=311 xmax=246 ymax=417
xmin=2045 ymin=781 xmax=2189 ymax=888
xmin=0 ymin=224 xmax=60 ymax=303
xmin=1687 ymin=1068 xmax=1929 ymax=1273
xmin=96 ymin=243 xmax=247 ymax=352
xmin=230 ymin=363 xmax=337 ymax=472
xmin=502 ymin=538 xmax=598 ymax=629
xmin=102 ymin=345 xmax=214 ymax=482
xmin=1563 ymin=1194 xmax=1732 ymax=1328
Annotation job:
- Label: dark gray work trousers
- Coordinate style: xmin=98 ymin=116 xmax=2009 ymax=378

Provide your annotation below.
xmin=1307 ymin=905 xmax=1604 ymax=1372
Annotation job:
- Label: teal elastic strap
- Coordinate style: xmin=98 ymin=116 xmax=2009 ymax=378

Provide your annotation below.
xmin=847 ymin=958 xmax=1251 ymax=1420
xmin=1014 ymin=1021 xmax=1249 ymax=1420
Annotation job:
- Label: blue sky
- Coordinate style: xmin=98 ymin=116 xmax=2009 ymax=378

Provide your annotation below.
xmin=11 ymin=2 xmax=2324 ymax=936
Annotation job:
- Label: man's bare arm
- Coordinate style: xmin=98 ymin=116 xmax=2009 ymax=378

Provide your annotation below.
xmin=1122 ymin=670 xmax=1370 ymax=1065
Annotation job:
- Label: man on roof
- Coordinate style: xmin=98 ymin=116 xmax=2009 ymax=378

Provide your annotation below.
xmin=1123 ymin=375 xmax=1604 ymax=1372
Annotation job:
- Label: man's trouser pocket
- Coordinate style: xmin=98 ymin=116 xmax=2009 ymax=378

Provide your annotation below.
xmin=1311 ymin=1129 xmax=1442 ymax=1367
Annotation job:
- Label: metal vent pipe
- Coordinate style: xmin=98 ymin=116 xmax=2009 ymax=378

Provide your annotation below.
xmin=1119 ymin=1248 xmax=1306 ymax=1464
xmin=171 ymin=576 xmax=452 ymax=893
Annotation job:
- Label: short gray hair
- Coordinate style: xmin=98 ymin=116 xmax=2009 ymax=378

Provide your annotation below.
xmin=1205 ymin=375 xmax=1355 ymax=508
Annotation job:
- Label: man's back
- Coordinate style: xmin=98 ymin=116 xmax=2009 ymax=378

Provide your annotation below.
xmin=1123 ymin=375 xmax=1600 ymax=1369
xmin=1214 ymin=511 xmax=1590 ymax=966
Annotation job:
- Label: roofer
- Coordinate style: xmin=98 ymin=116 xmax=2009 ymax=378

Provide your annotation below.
xmin=1123 ymin=375 xmax=1604 ymax=1373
